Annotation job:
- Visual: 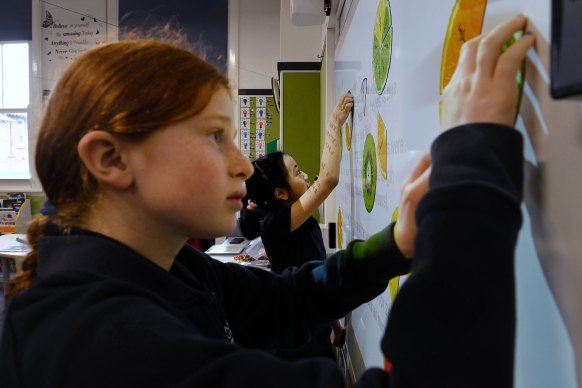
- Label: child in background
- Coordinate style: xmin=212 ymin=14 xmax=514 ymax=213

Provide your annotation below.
xmin=1 ymin=15 xmax=534 ymax=388
xmin=239 ymin=94 xmax=353 ymax=359
xmin=240 ymin=93 xmax=354 ymax=275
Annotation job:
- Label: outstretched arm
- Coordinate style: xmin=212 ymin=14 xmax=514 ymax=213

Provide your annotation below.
xmin=289 ymin=93 xmax=353 ymax=232
xmin=382 ymin=15 xmax=534 ymax=388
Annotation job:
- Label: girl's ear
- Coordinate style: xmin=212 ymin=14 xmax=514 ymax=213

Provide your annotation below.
xmin=274 ymin=187 xmax=289 ymax=201
xmin=77 ymin=131 xmax=134 ymax=189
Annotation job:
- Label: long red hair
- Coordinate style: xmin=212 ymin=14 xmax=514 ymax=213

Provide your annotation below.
xmin=6 ymin=32 xmax=229 ymax=300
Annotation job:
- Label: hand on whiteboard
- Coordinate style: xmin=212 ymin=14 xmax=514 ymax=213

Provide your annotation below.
xmin=440 ymin=15 xmax=535 ymax=130
xmin=330 ymin=92 xmax=354 ymax=127
xmin=394 ymin=153 xmax=431 ymax=258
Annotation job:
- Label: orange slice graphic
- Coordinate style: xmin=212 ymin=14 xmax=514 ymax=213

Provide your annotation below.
xmin=440 ymin=0 xmax=487 ymax=93
xmin=377 ymin=112 xmax=387 ymax=180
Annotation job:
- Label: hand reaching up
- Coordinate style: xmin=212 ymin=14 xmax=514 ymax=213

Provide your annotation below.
xmin=330 ymin=92 xmax=354 ymax=127
xmin=441 ymin=14 xmax=535 ymax=129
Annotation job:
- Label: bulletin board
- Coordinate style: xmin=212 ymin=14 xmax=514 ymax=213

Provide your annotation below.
xmin=238 ymin=89 xmax=280 ymax=161
xmin=334 ymin=0 xmax=581 ymax=387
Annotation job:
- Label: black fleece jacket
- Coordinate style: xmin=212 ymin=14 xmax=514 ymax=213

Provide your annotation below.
xmin=0 ymin=123 xmax=523 ymax=387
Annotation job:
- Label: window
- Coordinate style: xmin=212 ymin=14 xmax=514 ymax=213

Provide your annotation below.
xmin=0 ymin=42 xmax=30 ymax=179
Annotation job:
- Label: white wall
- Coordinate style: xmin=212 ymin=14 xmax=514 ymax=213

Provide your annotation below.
xmin=230 ymin=0 xmax=328 ymax=91
xmin=279 ymin=0 xmax=325 ymax=62
xmin=233 ymin=0 xmax=281 ymax=89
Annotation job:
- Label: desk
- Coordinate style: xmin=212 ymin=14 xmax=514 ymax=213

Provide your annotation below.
xmin=207 ymin=237 xmax=269 ymax=270
xmin=0 ymin=234 xmax=30 ymax=293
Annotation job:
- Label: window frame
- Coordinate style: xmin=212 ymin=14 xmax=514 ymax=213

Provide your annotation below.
xmin=0 ymin=40 xmax=36 ymax=189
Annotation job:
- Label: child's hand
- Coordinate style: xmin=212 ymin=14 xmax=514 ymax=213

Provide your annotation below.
xmin=330 ymin=93 xmax=354 ymax=127
xmin=247 ymin=200 xmax=258 ymax=211
xmin=441 ymin=15 xmax=535 ymax=130
xmin=394 ymin=153 xmax=431 ymax=258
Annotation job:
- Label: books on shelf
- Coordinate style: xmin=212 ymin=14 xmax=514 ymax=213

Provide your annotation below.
xmin=0 ymin=193 xmax=32 ymax=234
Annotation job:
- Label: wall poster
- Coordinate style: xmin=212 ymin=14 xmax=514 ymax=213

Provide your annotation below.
xmin=239 ymin=90 xmax=280 ymax=161
xmin=40 ymin=0 xmax=116 ymax=97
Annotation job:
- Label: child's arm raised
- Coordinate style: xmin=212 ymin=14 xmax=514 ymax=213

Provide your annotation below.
xmin=289 ymin=93 xmax=353 ymax=232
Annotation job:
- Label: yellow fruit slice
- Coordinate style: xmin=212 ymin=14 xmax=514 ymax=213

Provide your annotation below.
xmin=377 ymin=112 xmax=387 ymax=180
xmin=439 ymin=0 xmax=487 ymax=93
xmin=345 ymin=121 xmax=352 ymax=151
xmin=374 ymin=0 xmax=387 ymax=44
xmin=337 ymin=207 xmax=343 ymax=249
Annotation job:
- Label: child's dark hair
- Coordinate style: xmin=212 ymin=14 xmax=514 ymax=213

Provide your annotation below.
xmin=239 ymin=151 xmax=289 ymax=239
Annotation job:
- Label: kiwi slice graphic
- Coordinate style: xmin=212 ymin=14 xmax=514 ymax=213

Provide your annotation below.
xmin=362 ymin=133 xmax=377 ymax=213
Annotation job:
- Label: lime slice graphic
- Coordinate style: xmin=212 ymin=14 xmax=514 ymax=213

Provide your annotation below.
xmin=372 ymin=0 xmax=392 ymax=95
xmin=362 ymin=133 xmax=377 ymax=213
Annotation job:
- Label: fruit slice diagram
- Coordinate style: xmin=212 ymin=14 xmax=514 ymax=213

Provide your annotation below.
xmin=372 ymin=0 xmax=393 ymax=95
xmin=362 ymin=133 xmax=377 ymax=213
xmin=440 ymin=0 xmax=487 ymax=94
xmin=377 ymin=112 xmax=387 ymax=180
xmin=345 ymin=118 xmax=352 ymax=151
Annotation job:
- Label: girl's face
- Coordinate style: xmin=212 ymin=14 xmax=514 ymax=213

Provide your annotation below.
xmin=126 ymin=88 xmax=253 ymax=240
xmin=282 ymin=154 xmax=309 ymax=203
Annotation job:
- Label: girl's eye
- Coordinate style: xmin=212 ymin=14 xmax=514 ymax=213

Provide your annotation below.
xmin=211 ymin=131 xmax=224 ymax=144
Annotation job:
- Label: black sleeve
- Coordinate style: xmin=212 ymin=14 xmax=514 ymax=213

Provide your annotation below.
xmin=211 ymin=222 xmax=410 ymax=352
xmin=382 ymin=123 xmax=524 ymax=387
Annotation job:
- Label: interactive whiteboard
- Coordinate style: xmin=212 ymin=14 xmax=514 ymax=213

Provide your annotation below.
xmin=334 ymin=1 xmax=580 ymax=386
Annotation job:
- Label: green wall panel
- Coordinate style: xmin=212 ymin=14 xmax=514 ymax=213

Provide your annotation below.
xmin=281 ymin=71 xmax=321 ymax=189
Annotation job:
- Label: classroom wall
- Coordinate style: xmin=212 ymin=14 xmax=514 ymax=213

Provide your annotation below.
xmin=279 ymin=0 xmax=324 ymax=62
xmin=236 ymin=0 xmax=281 ymax=89
xmin=281 ymin=71 xmax=321 ymax=199
xmin=232 ymin=0 xmax=326 ymax=90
